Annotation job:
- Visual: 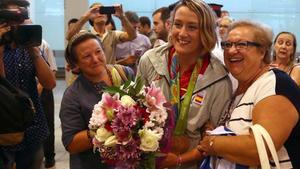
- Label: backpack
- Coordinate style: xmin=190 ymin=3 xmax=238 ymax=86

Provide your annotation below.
xmin=0 ymin=76 xmax=35 ymax=146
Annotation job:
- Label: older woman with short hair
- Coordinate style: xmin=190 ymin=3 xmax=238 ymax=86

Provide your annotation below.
xmin=271 ymin=31 xmax=300 ymax=86
xmin=137 ymin=0 xmax=232 ymax=168
xmin=60 ymin=31 xmax=134 ymax=169
xmin=198 ymin=20 xmax=300 ymax=168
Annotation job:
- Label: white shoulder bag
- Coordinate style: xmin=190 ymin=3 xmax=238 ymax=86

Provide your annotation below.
xmin=250 ymin=124 xmax=281 ymax=169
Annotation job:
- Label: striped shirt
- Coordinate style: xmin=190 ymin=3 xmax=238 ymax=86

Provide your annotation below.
xmin=226 ymin=69 xmax=300 ymax=168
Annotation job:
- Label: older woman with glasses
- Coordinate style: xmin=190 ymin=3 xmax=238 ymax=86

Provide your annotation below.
xmin=198 ymin=20 xmax=300 ymax=168
xmin=271 ymin=31 xmax=300 ymax=86
xmin=137 ymin=0 xmax=232 ymax=168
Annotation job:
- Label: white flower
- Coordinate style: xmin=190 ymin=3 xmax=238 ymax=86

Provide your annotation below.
xmin=89 ymin=103 xmax=108 ymax=127
xmin=104 ymin=135 xmax=117 ymax=147
xmin=149 ymin=107 xmax=168 ymax=125
xmin=144 ymin=121 xmax=155 ymax=128
xmin=139 ymin=129 xmax=160 ymax=152
xmin=120 ymin=95 xmax=136 ymax=107
xmin=153 ymin=127 xmax=164 ymax=139
xmin=95 ymin=127 xmax=112 ymax=142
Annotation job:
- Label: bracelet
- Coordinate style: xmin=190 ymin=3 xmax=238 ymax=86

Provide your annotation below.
xmin=209 ymin=136 xmax=217 ymax=154
xmin=176 ymin=155 xmax=182 ymax=168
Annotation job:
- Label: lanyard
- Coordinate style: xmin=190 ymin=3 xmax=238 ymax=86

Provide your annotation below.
xmin=174 ymin=59 xmax=203 ymax=135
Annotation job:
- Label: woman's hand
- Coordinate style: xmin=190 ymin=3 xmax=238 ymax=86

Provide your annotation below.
xmin=198 ymin=136 xmax=216 ymax=156
xmin=201 ymin=121 xmax=214 ymax=138
xmin=158 ymin=152 xmax=178 ymax=169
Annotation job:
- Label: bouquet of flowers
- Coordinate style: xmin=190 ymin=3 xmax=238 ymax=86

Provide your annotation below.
xmin=89 ymin=77 xmax=174 ymax=169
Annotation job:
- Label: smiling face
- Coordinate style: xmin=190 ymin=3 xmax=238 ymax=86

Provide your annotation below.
xmin=74 ymin=38 xmax=107 ymax=81
xmin=224 ymin=26 xmax=265 ymax=82
xmin=171 ymin=6 xmax=201 ymax=59
xmin=274 ymin=33 xmax=295 ymax=63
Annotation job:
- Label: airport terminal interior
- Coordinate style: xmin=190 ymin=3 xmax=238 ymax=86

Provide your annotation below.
xmin=1 ymin=0 xmax=300 ymax=169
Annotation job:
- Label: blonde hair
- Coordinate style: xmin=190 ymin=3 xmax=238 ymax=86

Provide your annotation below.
xmin=170 ymin=0 xmax=217 ymax=56
xmin=227 ymin=20 xmax=273 ymax=64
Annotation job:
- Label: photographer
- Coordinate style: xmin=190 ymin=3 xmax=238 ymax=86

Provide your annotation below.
xmin=66 ymin=3 xmax=137 ymax=64
xmin=0 ymin=0 xmax=56 ymax=169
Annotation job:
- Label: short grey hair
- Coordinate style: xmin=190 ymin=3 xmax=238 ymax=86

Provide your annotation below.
xmin=227 ymin=20 xmax=273 ymax=64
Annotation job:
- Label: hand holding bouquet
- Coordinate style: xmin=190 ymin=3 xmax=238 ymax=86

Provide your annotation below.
xmin=89 ymin=77 xmax=174 ymax=169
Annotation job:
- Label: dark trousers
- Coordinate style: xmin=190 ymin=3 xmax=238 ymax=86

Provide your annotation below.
xmin=41 ymin=89 xmax=55 ymax=160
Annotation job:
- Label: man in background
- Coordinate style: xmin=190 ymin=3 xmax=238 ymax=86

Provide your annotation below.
xmin=66 ymin=3 xmax=136 ymax=64
xmin=139 ymin=16 xmax=156 ymax=47
xmin=152 ymin=7 xmax=170 ymax=47
xmin=115 ymin=11 xmax=151 ymax=73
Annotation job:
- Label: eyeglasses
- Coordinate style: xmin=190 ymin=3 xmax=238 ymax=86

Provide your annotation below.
xmin=221 ymin=41 xmax=261 ymax=50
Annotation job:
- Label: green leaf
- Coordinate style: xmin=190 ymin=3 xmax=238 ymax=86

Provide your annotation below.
xmin=155 ymin=152 xmax=167 ymax=157
xmin=122 ymin=79 xmax=132 ymax=90
xmin=133 ymin=77 xmax=144 ymax=95
xmin=138 ymin=153 xmax=156 ymax=169
xmin=103 ymin=86 xmax=128 ymax=96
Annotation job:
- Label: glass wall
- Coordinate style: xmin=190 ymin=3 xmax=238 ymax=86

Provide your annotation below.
xmin=27 ymin=0 xmax=300 ymax=68
xmin=31 ymin=0 xmax=64 ymax=50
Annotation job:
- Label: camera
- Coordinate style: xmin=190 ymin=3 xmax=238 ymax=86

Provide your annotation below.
xmin=99 ymin=6 xmax=116 ymax=14
xmin=0 ymin=8 xmax=42 ymax=47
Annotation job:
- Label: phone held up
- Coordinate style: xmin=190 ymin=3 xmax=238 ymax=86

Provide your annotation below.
xmin=99 ymin=6 xmax=116 ymax=14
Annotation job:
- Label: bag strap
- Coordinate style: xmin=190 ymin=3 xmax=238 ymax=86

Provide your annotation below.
xmin=255 ymin=125 xmax=281 ymax=169
xmin=250 ymin=124 xmax=281 ymax=169
xmin=251 ymin=125 xmax=270 ymax=169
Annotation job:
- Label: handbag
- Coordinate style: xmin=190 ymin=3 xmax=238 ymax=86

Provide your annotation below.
xmin=199 ymin=125 xmax=281 ymax=169
xmin=0 ymin=76 xmax=35 ymax=146
xmin=250 ymin=124 xmax=281 ymax=169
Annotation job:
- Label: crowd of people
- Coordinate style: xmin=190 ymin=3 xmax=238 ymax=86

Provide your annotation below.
xmin=0 ymin=0 xmax=299 ymax=169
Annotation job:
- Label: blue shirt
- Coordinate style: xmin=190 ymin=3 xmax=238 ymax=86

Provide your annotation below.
xmin=1 ymin=46 xmax=49 ymax=151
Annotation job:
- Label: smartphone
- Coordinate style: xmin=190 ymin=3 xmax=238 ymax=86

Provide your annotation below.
xmin=99 ymin=6 xmax=116 ymax=14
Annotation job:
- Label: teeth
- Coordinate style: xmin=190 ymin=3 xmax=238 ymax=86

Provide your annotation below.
xmin=178 ymin=40 xmax=188 ymax=45
xmin=229 ymin=58 xmax=242 ymax=62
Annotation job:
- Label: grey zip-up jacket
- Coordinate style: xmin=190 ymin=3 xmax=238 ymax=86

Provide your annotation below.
xmin=137 ymin=44 xmax=232 ymax=168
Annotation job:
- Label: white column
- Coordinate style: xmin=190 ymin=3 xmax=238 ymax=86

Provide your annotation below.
xmin=64 ymin=0 xmax=89 ymax=39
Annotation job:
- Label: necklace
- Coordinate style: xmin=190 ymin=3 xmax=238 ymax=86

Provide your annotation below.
xmin=218 ymin=93 xmax=244 ymax=126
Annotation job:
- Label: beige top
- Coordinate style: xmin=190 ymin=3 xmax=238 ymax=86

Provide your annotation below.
xmin=91 ymin=28 xmax=123 ymax=64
